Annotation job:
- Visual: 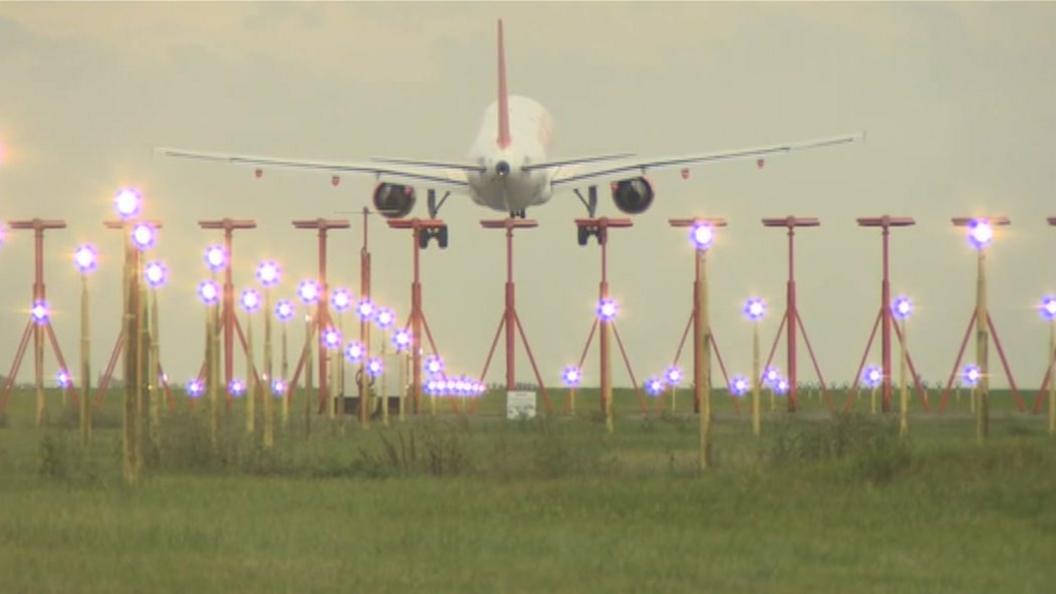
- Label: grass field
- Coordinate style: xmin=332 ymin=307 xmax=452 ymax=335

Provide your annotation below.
xmin=1 ymin=386 xmax=1054 ymax=593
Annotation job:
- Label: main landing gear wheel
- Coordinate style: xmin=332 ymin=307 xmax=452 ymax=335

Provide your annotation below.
xmin=418 ymin=224 xmax=449 ymax=250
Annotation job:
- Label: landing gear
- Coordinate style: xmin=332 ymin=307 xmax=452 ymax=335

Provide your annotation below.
xmin=574 ymin=185 xmax=602 ymax=246
xmin=509 ymin=209 xmax=527 ymax=219
xmin=418 ymin=224 xmax=449 ymax=250
xmin=577 ymin=224 xmax=606 ymax=246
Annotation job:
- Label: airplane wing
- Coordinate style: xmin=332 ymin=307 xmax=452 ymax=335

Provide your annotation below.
xmin=550 ymin=133 xmax=863 ymax=187
xmin=155 ymin=147 xmax=470 ymax=188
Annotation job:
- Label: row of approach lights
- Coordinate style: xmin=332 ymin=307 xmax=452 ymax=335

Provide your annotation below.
xmin=8 ymin=197 xmax=1043 ymax=393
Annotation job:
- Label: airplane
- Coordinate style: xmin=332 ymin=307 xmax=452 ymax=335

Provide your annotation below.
xmin=157 ymin=19 xmax=860 ymax=248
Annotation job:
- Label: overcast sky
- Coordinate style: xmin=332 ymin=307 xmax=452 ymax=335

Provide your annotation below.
xmin=2 ymin=3 xmax=1055 ymax=396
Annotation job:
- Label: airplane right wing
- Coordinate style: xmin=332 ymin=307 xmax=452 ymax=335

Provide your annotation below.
xmin=550 ymin=133 xmax=863 ymax=187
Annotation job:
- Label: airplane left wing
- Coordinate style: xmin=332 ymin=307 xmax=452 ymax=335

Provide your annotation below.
xmin=550 ymin=132 xmax=862 ymax=187
xmin=155 ymin=147 xmax=470 ymax=188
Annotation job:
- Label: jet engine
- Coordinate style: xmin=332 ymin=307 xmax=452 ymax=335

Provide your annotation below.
xmin=610 ymin=177 xmax=654 ymax=215
xmin=372 ymin=183 xmax=416 ymax=218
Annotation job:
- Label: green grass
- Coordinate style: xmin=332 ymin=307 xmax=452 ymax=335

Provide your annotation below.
xmin=0 ymin=387 xmax=1054 ymax=593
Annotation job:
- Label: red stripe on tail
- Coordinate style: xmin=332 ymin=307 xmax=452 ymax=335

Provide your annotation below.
xmin=497 ymin=19 xmax=511 ymax=149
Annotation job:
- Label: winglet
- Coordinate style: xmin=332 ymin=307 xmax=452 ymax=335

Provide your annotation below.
xmin=496 ymin=19 xmax=511 ymax=149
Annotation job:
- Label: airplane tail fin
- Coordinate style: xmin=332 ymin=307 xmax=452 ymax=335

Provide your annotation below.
xmin=496 ymin=19 xmax=511 ymax=149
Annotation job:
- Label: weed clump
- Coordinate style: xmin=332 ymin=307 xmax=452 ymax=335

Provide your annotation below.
xmin=768 ymin=413 xmax=911 ymax=484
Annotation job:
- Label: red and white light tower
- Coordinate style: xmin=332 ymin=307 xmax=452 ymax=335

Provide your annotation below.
xmin=844 ymin=216 xmax=929 ymax=413
xmin=665 ymin=218 xmax=738 ymax=419
xmin=386 ymin=218 xmax=448 ymax=415
xmin=0 ymin=219 xmax=80 ymax=425
xmin=571 ymin=217 xmax=645 ymax=432
xmin=939 ymin=217 xmax=1024 ymax=442
xmin=760 ymin=216 xmax=831 ymax=412
xmin=288 ymin=218 xmax=350 ymax=417
xmin=474 ymin=218 xmax=551 ymax=415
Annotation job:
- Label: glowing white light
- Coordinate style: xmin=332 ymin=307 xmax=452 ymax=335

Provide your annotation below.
xmin=343 ymin=341 xmax=364 ymax=362
xmin=366 ymin=357 xmax=384 ymax=377
xmin=73 ymin=245 xmax=98 ymax=274
xmin=322 ymin=327 xmax=342 ymax=350
xmin=298 ymin=280 xmax=320 ymax=304
xmin=198 ymin=280 xmax=220 ymax=305
xmin=375 ymin=307 xmax=395 ymax=330
xmin=561 ymin=366 xmax=581 ymax=387
xmin=56 ymin=370 xmax=71 ymax=388
xmin=30 ymin=300 xmax=49 ymax=324
xmin=665 ymin=366 xmax=682 ymax=386
xmin=392 ymin=329 xmax=412 ymax=352
xmin=271 ymin=378 xmax=287 ymax=397
xmin=228 ymin=379 xmax=246 ymax=397
xmin=690 ymin=223 xmax=714 ymax=250
xmin=744 ymin=298 xmax=767 ymax=322
xmin=331 ymin=288 xmax=352 ymax=312
xmin=144 ymin=261 xmax=168 ymax=289
xmin=356 ymin=298 xmax=375 ymax=320
xmin=114 ymin=187 xmax=142 ymax=219
xmin=240 ymin=288 xmax=261 ymax=313
xmin=275 ymin=300 xmax=295 ymax=322
xmin=204 ymin=245 xmax=227 ymax=271
xmin=131 ymin=223 xmax=156 ymax=251
xmin=257 ymin=260 xmax=280 ymax=287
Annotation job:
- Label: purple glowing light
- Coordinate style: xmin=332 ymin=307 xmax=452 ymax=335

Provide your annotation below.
xmin=596 ymin=298 xmax=619 ymax=321
xmin=321 ymin=327 xmax=342 ymax=350
xmin=424 ymin=355 xmax=444 ymax=377
xmin=891 ymin=295 xmax=913 ymax=321
xmin=1040 ymin=295 xmax=1056 ymax=321
xmin=689 ymin=223 xmax=715 ymax=250
xmin=862 ymin=365 xmax=883 ymax=389
xmin=762 ymin=366 xmax=781 ymax=387
xmin=374 ymin=307 xmax=395 ymax=330
xmin=743 ymin=297 xmax=767 ymax=322
xmin=198 ymin=280 xmax=221 ymax=305
xmin=275 ymin=299 xmax=295 ymax=322
xmin=271 ymin=378 xmax=287 ymax=397
xmin=774 ymin=378 xmax=790 ymax=395
xmin=56 ymin=370 xmax=71 ymax=389
xmin=331 ymin=288 xmax=352 ymax=312
xmin=130 ymin=222 xmax=156 ymax=251
xmin=366 ymin=357 xmax=384 ymax=378
xmin=561 ymin=366 xmax=582 ymax=387
xmin=144 ymin=261 xmax=168 ymax=289
xmin=256 ymin=260 xmax=281 ymax=287
xmin=392 ymin=328 xmax=412 ymax=352
xmin=114 ymin=187 xmax=142 ymax=219
xmin=30 ymin=300 xmax=49 ymax=325
xmin=240 ymin=288 xmax=261 ymax=313
xmin=730 ymin=375 xmax=750 ymax=397
xmin=645 ymin=376 xmax=666 ymax=397
xmin=665 ymin=366 xmax=683 ymax=386
xmin=185 ymin=378 xmax=205 ymax=398
xmin=967 ymin=218 xmax=994 ymax=249
xmin=297 ymin=280 xmax=320 ymax=304
xmin=343 ymin=341 xmax=365 ymax=363
xmin=961 ymin=364 xmax=982 ymax=387
xmin=356 ymin=298 xmax=375 ymax=320
xmin=228 ymin=379 xmax=246 ymax=397
xmin=73 ymin=244 xmax=98 ymax=274
xmin=204 ymin=244 xmax=227 ymax=271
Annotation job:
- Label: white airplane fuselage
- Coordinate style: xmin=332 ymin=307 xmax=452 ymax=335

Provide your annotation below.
xmin=466 ymin=95 xmax=554 ymax=213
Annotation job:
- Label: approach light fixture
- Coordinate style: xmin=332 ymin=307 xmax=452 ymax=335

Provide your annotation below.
xmin=343 ymin=341 xmax=364 ymax=363
xmin=198 ymin=280 xmax=221 ymax=306
xmin=114 ymin=187 xmax=142 ymax=220
xmin=392 ymin=328 xmax=412 ymax=352
xmin=689 ymin=222 xmax=715 ymax=250
xmin=561 ymin=366 xmax=582 ymax=387
xmin=73 ymin=244 xmax=98 ymax=274
xmin=144 ymin=261 xmax=168 ymax=289
xmin=366 ymin=357 xmax=384 ymax=378
xmin=331 ymin=288 xmax=352 ymax=312
xmin=743 ymin=297 xmax=767 ymax=322
xmin=862 ymin=365 xmax=884 ymax=389
xmin=967 ymin=218 xmax=994 ymax=250
xmin=130 ymin=222 xmax=156 ymax=251
xmin=374 ymin=307 xmax=395 ymax=331
xmin=275 ymin=299 xmax=295 ymax=322
xmin=1040 ymin=295 xmax=1056 ymax=321
xmin=962 ymin=364 xmax=982 ymax=388
xmin=892 ymin=295 xmax=913 ymax=321
xmin=596 ymin=298 xmax=619 ymax=321
xmin=730 ymin=375 xmax=750 ymax=397
xmin=321 ymin=327 xmax=342 ymax=351
xmin=228 ymin=378 xmax=246 ymax=397
xmin=297 ymin=280 xmax=320 ymax=305
xmin=256 ymin=260 xmax=281 ymax=287
xmin=645 ymin=376 xmax=666 ymax=397
xmin=204 ymin=244 xmax=227 ymax=271
xmin=240 ymin=288 xmax=261 ymax=313
xmin=30 ymin=300 xmax=49 ymax=325
xmin=185 ymin=378 xmax=205 ymax=398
